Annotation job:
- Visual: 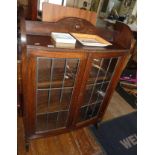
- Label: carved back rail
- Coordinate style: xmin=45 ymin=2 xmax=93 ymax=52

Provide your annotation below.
xmin=113 ymin=21 xmax=136 ymax=70
xmin=25 ymin=17 xmax=98 ymax=36
xmin=114 ymin=21 xmax=135 ymax=50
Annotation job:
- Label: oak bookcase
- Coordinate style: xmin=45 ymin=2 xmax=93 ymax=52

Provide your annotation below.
xmin=20 ymin=17 xmax=135 ymax=150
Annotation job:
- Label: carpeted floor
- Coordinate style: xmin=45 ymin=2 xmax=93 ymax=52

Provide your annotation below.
xmin=90 ymin=112 xmax=137 ymax=155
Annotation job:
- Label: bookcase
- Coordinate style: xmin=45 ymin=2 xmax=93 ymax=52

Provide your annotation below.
xmin=20 ymin=17 xmax=134 ymax=150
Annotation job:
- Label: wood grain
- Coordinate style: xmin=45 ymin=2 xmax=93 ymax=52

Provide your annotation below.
xmin=17 ymin=91 xmax=135 ymax=155
xmin=42 ymin=3 xmax=97 ymax=26
xmin=20 ymin=17 xmax=135 ymax=146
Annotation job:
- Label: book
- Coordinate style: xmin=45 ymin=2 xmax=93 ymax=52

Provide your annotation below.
xmin=51 ymin=32 xmax=76 ymax=48
xmin=71 ymin=33 xmax=112 ymax=47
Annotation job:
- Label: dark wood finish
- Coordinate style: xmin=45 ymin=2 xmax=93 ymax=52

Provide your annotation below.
xmin=18 ymin=116 xmax=104 ymax=155
xmin=17 ymin=6 xmax=25 ymax=115
xmin=20 ymin=17 xmax=134 ymax=148
xmin=25 ymin=18 xmax=97 ymax=35
xmin=17 ymin=92 xmax=135 ymax=155
xmin=17 ymin=60 xmax=22 ymax=115
xmin=42 ymin=3 xmax=97 ymax=25
xmin=114 ymin=21 xmax=135 ymax=49
xmin=28 ymin=0 xmax=37 ymax=20
xmin=113 ymin=21 xmax=136 ymax=70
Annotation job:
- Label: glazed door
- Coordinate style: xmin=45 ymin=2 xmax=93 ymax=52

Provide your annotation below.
xmin=26 ymin=51 xmax=87 ymax=136
xmin=74 ymin=52 xmax=127 ymax=126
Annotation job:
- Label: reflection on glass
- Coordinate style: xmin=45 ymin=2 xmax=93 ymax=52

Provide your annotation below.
xmin=56 ymin=111 xmax=68 ymax=128
xmin=77 ymin=57 xmax=118 ymax=123
xmin=36 ymin=57 xmax=80 ymax=132
xmin=36 ymin=110 xmax=69 ymax=132
xmin=37 ymin=90 xmax=48 ymax=113
xmin=37 ymin=58 xmax=79 ymax=89
xmin=47 ymin=112 xmax=57 ymax=130
xmin=36 ymin=114 xmax=48 ymax=131
xmin=37 ymin=58 xmax=51 ymax=85
xmin=77 ymin=102 xmax=102 ymax=122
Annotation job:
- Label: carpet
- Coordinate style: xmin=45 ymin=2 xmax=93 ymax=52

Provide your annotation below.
xmin=90 ymin=112 xmax=137 ymax=155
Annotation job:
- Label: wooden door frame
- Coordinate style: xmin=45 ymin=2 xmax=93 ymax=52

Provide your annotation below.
xmin=25 ymin=50 xmax=88 ymax=140
xmin=73 ymin=51 xmax=129 ymax=128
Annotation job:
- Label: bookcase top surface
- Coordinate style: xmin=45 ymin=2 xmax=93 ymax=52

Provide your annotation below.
xmin=26 ymin=34 xmax=128 ymax=53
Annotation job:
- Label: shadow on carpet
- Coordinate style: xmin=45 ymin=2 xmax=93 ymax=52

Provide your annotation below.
xmin=90 ymin=112 xmax=137 ymax=155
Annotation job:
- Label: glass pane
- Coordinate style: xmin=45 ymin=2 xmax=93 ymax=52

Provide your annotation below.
xmin=51 ymin=58 xmax=65 ymax=88
xmin=77 ymin=106 xmax=87 ymax=122
xmin=36 ymin=114 xmax=48 ymax=131
xmin=36 ymin=57 xmax=80 ymax=132
xmin=96 ymin=82 xmax=109 ymax=101
xmin=77 ymin=101 xmax=102 ymax=123
xmin=36 ymin=90 xmax=48 ymax=114
xmin=87 ymin=58 xmax=102 ymax=84
xmin=98 ymin=58 xmax=111 ymax=82
xmin=60 ymin=88 xmax=73 ymax=106
xmin=48 ymin=88 xmax=72 ymax=112
xmin=85 ymin=104 xmax=96 ymax=119
xmin=56 ymin=111 xmax=68 ymax=128
xmin=47 ymin=112 xmax=58 ymax=130
xmin=77 ymin=57 xmax=118 ymax=124
xmin=91 ymin=102 xmax=101 ymax=117
xmin=50 ymin=89 xmax=61 ymax=107
xmin=36 ymin=111 xmax=69 ymax=132
xmin=106 ymin=58 xmax=118 ymax=80
xmin=83 ymin=85 xmax=93 ymax=106
xmin=37 ymin=58 xmax=51 ymax=88
xmin=37 ymin=58 xmax=80 ymax=89
xmin=87 ymin=58 xmax=118 ymax=85
xmin=36 ymin=88 xmax=73 ymax=114
xmin=82 ymin=82 xmax=109 ymax=107
xmin=64 ymin=59 xmax=79 ymax=87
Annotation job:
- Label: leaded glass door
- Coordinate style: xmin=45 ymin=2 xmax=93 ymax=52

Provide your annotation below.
xmin=34 ymin=54 xmax=85 ymax=133
xmin=76 ymin=55 xmax=120 ymax=124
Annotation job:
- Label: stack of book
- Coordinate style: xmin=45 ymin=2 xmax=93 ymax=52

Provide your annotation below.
xmin=51 ymin=32 xmax=76 ymax=48
xmin=51 ymin=32 xmax=112 ymax=48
